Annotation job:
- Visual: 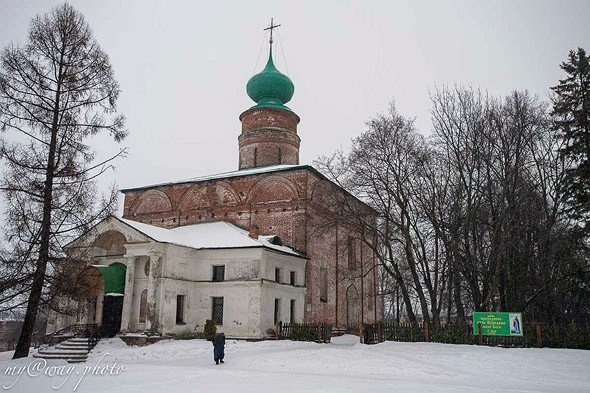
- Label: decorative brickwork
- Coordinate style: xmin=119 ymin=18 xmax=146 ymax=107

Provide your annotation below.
xmin=238 ymin=107 xmax=300 ymax=169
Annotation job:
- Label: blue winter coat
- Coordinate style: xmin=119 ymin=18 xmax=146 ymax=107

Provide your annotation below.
xmin=213 ymin=333 xmax=225 ymax=360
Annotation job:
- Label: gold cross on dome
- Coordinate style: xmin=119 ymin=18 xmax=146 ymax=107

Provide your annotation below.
xmin=263 ymin=18 xmax=281 ymax=49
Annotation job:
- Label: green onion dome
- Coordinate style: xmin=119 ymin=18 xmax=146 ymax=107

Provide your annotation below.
xmin=246 ymin=49 xmax=294 ymax=110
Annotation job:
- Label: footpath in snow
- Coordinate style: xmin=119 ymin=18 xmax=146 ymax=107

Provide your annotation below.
xmin=0 ymin=334 xmax=588 ymax=392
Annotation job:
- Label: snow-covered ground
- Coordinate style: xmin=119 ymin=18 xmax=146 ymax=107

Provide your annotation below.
xmin=0 ymin=335 xmax=588 ymax=392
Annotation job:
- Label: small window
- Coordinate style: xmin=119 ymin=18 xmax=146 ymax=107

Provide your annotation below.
xmin=176 ymin=295 xmax=186 ymax=324
xmin=274 ymin=298 xmax=281 ymax=325
xmin=290 ymin=271 xmax=296 ymax=286
xmin=290 ymin=299 xmax=296 ymax=324
xmin=275 ymin=268 xmax=282 ymax=283
xmin=212 ymin=297 xmax=224 ymax=325
xmin=320 ymin=261 xmax=328 ymax=302
xmin=212 ymin=265 xmax=225 ymax=282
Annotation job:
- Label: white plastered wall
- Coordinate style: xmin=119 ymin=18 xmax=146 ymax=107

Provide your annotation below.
xmin=156 ymin=245 xmax=306 ymax=338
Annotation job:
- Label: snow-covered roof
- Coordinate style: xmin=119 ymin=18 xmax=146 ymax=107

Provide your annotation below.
xmin=120 ymin=164 xmax=310 ymax=192
xmin=117 ymin=217 xmax=303 ymax=257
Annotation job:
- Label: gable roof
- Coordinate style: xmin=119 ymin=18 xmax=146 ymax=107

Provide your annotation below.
xmin=105 ymin=216 xmax=304 ymax=257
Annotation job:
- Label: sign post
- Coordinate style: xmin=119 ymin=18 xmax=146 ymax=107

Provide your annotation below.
xmin=478 ymin=322 xmax=483 ymax=344
xmin=472 ymin=312 xmax=523 ymax=337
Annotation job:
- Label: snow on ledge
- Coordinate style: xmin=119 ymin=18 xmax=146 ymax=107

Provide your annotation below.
xmin=120 ymin=164 xmax=309 ymax=192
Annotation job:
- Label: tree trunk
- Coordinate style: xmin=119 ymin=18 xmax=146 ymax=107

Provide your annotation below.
xmin=384 ymin=242 xmax=418 ymax=326
xmin=12 ymin=55 xmax=62 ymax=359
xmin=402 ymin=226 xmax=431 ymax=325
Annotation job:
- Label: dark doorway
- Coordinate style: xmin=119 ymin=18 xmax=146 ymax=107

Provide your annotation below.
xmin=101 ymin=295 xmax=124 ymax=337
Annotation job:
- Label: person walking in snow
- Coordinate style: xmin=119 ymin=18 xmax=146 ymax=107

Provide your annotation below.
xmin=212 ymin=332 xmax=225 ymax=365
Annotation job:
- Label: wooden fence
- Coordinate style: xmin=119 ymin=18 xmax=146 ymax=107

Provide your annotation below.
xmin=363 ymin=321 xmax=590 ymax=349
xmin=277 ymin=322 xmax=333 ymax=343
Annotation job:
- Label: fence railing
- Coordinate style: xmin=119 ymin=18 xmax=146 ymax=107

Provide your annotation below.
xmin=277 ymin=322 xmax=333 ymax=343
xmin=363 ymin=321 xmax=590 ymax=349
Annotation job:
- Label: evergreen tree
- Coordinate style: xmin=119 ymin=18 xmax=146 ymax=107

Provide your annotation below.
xmin=551 ymin=48 xmax=590 ymax=233
xmin=204 ymin=319 xmax=217 ymax=341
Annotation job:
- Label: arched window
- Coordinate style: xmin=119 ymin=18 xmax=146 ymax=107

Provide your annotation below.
xmin=139 ymin=289 xmax=148 ymax=323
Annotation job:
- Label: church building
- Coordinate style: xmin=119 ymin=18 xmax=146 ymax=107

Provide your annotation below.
xmin=47 ymin=26 xmax=379 ymax=339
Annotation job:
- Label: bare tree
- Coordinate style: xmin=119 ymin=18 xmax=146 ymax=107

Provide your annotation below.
xmin=430 ymin=86 xmax=589 ymax=322
xmin=0 ymin=3 xmax=127 ymax=358
xmin=317 ymin=89 xmax=589 ymax=328
xmin=316 ymin=103 xmax=447 ymax=327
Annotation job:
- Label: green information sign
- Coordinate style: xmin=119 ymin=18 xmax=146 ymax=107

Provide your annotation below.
xmin=472 ymin=312 xmax=523 ymax=336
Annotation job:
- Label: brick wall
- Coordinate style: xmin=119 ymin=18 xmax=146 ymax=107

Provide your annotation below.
xmin=238 ymin=107 xmax=300 ymax=169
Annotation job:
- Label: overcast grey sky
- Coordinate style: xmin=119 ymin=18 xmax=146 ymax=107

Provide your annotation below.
xmin=1 ymin=0 xmax=590 ymax=214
